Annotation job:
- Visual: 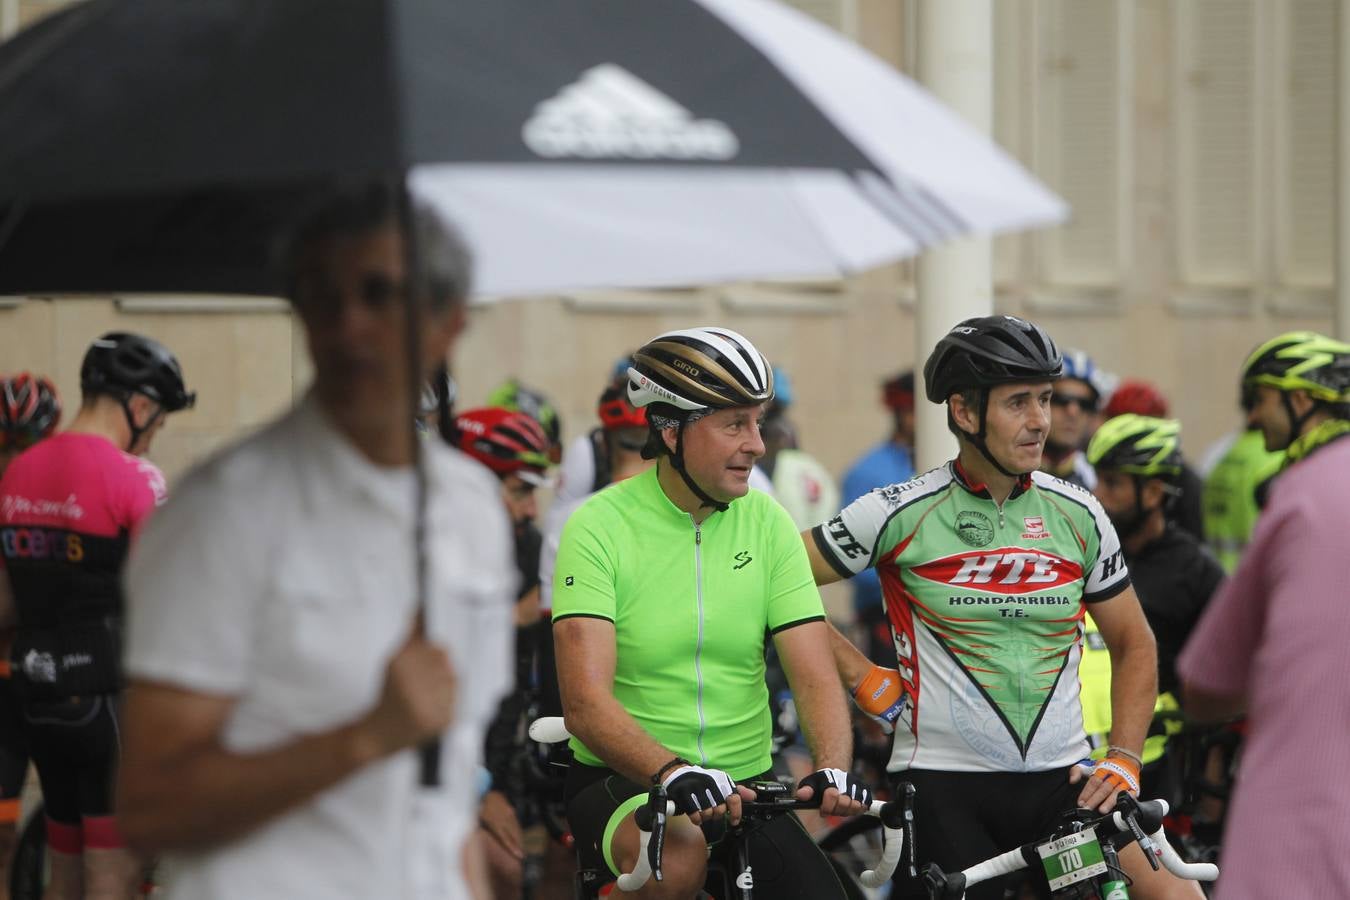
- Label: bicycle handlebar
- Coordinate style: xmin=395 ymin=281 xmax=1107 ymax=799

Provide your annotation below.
xmin=616 ymin=780 xmax=910 ymax=893
xmin=925 ymin=796 xmax=1219 ymax=898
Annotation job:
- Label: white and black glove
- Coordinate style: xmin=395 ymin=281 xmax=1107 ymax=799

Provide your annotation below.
xmin=798 ymin=768 xmax=872 ymax=807
xmin=662 ymin=764 xmax=737 ymax=817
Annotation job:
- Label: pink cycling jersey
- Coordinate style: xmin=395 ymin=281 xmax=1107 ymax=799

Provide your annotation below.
xmin=0 ymin=432 xmax=165 ymax=695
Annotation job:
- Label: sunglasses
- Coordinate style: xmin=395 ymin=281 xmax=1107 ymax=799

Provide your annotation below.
xmin=1050 ymin=393 xmax=1098 ymax=413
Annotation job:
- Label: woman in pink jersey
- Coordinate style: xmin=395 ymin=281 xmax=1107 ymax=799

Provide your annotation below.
xmin=0 ymin=333 xmax=192 ymax=900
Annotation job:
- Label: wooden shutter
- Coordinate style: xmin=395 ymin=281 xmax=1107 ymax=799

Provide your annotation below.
xmin=1033 ymin=0 xmax=1131 ymax=291
xmin=1174 ymin=0 xmax=1258 ymax=288
xmin=1273 ymin=0 xmax=1336 ymax=292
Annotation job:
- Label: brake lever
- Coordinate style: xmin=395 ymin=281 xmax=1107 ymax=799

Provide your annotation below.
xmin=647 ymin=785 xmax=668 ymax=882
xmin=900 ymin=781 xmax=918 ymax=879
xmin=1116 ymin=795 xmax=1159 ymax=872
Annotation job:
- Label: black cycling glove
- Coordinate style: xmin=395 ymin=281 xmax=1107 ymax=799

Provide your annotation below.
xmin=798 ymin=767 xmax=872 ymax=808
xmin=662 ymin=764 xmax=737 ymax=816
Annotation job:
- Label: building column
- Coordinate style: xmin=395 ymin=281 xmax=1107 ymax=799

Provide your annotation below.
xmin=913 ymin=0 xmax=996 ymax=470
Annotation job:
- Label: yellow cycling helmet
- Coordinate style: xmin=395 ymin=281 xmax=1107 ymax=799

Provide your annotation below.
xmin=1086 ymin=414 xmax=1183 ymax=481
xmin=1240 ymin=331 xmax=1350 ymax=407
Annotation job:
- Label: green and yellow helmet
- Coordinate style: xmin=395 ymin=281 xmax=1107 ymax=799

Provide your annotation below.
xmin=1086 ymin=414 xmax=1183 ymax=481
xmin=1240 ymin=331 xmax=1350 ymax=407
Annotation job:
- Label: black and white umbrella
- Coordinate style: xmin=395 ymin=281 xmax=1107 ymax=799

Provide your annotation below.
xmin=0 ymin=0 xmax=1064 ymax=297
xmin=0 ymin=0 xmax=1064 ymax=798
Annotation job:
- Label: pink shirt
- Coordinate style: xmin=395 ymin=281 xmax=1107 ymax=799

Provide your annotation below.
xmin=0 ymin=431 xmax=164 ymax=541
xmin=1178 ymin=436 xmax=1350 ymax=900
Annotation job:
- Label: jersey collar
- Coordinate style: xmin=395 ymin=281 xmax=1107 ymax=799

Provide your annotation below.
xmin=1285 ymin=417 xmax=1350 ymax=466
xmin=949 ymin=458 xmax=1033 ymax=501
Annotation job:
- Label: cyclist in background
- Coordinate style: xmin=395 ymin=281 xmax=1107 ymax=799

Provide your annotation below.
xmin=0 ymin=335 xmax=193 ymax=900
xmin=839 ymin=371 xmax=916 ymax=669
xmin=1179 ymin=332 xmax=1350 ymax=898
xmin=1081 ymin=416 xmax=1223 ymax=796
xmin=1102 ymin=381 xmax=1204 ymax=541
xmin=1200 ymin=423 xmax=1282 ymax=574
xmin=1040 ymin=348 xmax=1107 ymax=489
xmin=554 ymin=327 xmax=871 ymax=899
xmin=0 ymin=373 xmax=62 ymax=900
xmin=0 ymin=375 xmax=62 ymax=477
xmin=806 ymin=317 xmax=1195 ymax=899
xmin=487 ymin=378 xmax=565 ymax=464
xmin=453 ymin=406 xmax=559 ymax=899
xmin=758 ymin=367 xmax=839 ymax=530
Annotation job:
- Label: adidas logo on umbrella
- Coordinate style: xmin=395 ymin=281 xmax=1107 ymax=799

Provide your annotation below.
xmin=523 ymin=63 xmax=739 ymax=161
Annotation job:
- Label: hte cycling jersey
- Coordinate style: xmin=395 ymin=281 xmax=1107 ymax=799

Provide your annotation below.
xmin=0 ymin=433 xmax=165 ymax=697
xmin=552 ymin=466 xmax=824 ymax=780
xmin=812 ymin=461 xmax=1130 ymax=774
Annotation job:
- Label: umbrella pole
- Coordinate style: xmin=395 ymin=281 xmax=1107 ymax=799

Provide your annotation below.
xmin=396 ymin=177 xmax=441 ymax=789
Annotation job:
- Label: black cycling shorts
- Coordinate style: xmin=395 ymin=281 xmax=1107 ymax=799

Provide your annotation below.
xmin=22 ymin=693 xmax=121 ymax=826
xmin=564 ymin=762 xmax=855 ymax=899
xmin=0 ymin=676 xmax=28 ymax=801
xmin=891 ymin=767 xmax=1083 ymax=900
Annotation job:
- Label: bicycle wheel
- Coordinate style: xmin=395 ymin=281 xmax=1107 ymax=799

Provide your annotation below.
xmin=8 ymin=809 xmax=45 ymax=900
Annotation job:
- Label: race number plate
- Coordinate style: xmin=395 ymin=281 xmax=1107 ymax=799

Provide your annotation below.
xmin=1037 ymin=827 xmax=1107 ymax=891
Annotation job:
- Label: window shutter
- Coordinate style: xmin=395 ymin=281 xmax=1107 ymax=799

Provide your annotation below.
xmin=1174 ymin=0 xmax=1258 ymax=287
xmin=1274 ymin=0 xmax=1335 ymax=290
xmin=1033 ymin=0 xmax=1130 ymax=289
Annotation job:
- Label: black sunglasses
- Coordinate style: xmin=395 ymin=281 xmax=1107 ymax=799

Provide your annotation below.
xmin=1050 ymin=393 xmax=1098 ymax=413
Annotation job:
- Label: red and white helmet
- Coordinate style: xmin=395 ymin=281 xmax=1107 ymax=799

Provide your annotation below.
xmin=454 ymin=407 xmax=554 ymax=485
xmin=1 ymin=373 xmax=61 ymax=451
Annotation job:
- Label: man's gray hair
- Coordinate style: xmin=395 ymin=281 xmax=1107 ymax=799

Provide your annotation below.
xmin=280 ymin=181 xmax=473 ymax=310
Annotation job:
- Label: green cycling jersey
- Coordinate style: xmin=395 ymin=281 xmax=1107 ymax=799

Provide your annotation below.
xmin=552 ymin=466 xmax=824 ymax=779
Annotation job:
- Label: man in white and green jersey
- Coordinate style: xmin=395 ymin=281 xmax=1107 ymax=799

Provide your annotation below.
xmin=804 ymin=317 xmax=1189 ymax=900
xmin=554 ymin=327 xmax=872 ymax=900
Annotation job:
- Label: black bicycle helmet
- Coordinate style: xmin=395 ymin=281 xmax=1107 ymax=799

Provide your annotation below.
xmin=80 ymin=332 xmax=195 ymax=412
xmin=923 ymin=316 xmax=1062 ymax=478
xmin=923 ymin=316 xmax=1063 ymax=403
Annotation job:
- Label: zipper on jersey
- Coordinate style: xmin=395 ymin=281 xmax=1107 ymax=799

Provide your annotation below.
xmin=690 ymin=516 xmax=709 ymax=765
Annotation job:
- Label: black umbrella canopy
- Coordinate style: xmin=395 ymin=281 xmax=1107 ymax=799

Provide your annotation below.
xmin=0 ymin=0 xmax=878 ymax=205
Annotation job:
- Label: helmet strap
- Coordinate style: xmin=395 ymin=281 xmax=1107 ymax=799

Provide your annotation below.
xmin=667 ymin=419 xmax=730 ymax=513
xmin=962 ymin=389 xmax=1025 ymax=479
xmin=1282 ymin=391 xmax=1320 ymax=447
xmin=118 ymin=394 xmax=161 ymax=454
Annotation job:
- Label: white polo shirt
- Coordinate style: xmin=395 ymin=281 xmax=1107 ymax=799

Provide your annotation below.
xmin=124 ymin=395 xmax=515 ymax=900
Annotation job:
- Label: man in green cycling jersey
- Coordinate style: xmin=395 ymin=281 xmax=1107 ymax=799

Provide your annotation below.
xmin=553 ymin=327 xmax=872 ymax=899
xmin=804 ymin=316 xmax=1198 ymax=899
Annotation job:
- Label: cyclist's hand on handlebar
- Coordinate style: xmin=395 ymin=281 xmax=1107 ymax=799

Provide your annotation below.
xmin=1070 ymin=755 xmax=1141 ymax=813
xmin=662 ymin=765 xmax=757 ymax=826
xmin=797 ymin=768 xmax=872 ymax=817
xmin=851 ymin=665 xmax=906 ymax=735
